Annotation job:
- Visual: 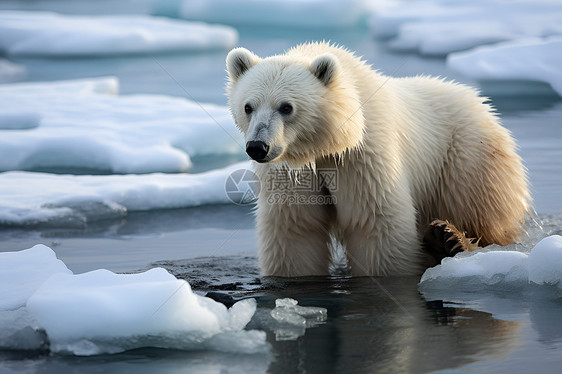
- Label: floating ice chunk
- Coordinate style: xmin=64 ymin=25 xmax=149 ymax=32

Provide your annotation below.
xmin=370 ymin=0 xmax=562 ymax=55
xmin=0 ymin=58 xmax=26 ymax=83
xmin=0 ymin=11 xmax=237 ymax=57
xmin=0 ymin=245 xmax=72 ymax=311
xmin=528 ymin=235 xmax=562 ymax=287
xmin=0 ymin=77 xmax=243 ymax=174
xmin=26 ymin=268 xmax=262 ymax=354
xmin=419 ymin=235 xmax=562 ymax=293
xmin=0 ymin=161 xmax=252 ymax=226
xmin=0 ymin=244 xmax=269 ymax=355
xmin=448 ymin=37 xmax=562 ymax=97
xmin=419 ymin=250 xmax=529 ymax=290
xmin=175 ymin=0 xmax=368 ymax=28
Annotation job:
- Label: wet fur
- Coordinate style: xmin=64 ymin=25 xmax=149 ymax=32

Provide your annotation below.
xmin=226 ymin=42 xmax=531 ymax=277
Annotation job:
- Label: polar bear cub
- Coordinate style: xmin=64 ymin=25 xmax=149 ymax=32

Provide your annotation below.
xmin=226 ymin=42 xmax=531 ymax=277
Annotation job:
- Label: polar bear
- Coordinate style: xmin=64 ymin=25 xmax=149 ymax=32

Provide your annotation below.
xmin=226 ymin=42 xmax=531 ymax=277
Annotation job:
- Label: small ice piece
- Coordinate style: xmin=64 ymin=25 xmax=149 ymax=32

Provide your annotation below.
xmin=271 ymin=298 xmax=328 ymax=325
xmin=270 ymin=299 xmax=306 ymax=326
xmin=0 ymin=244 xmax=72 ymax=311
xmin=268 ymin=298 xmax=327 ymax=340
xmin=528 ymin=235 xmax=562 ymax=287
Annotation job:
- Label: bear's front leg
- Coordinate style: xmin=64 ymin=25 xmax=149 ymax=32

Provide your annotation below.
xmin=342 ymin=187 xmax=424 ymax=276
xmin=256 ymin=189 xmax=334 ymax=277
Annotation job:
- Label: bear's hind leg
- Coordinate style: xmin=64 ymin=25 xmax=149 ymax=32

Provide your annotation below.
xmin=422 ymin=219 xmax=478 ymax=266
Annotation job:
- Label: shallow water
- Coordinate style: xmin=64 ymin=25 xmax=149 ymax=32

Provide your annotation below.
xmin=1 ymin=1 xmax=562 ymax=373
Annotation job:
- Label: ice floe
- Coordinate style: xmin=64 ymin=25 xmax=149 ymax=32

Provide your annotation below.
xmin=0 ymin=77 xmax=244 ymax=174
xmin=0 ymin=11 xmax=238 ymax=57
xmin=419 ymin=235 xmax=562 ymax=292
xmin=169 ymin=0 xmax=369 ymax=28
xmin=370 ymin=0 xmax=562 ymax=56
xmin=448 ymin=37 xmax=562 ymax=97
xmin=0 ymin=245 xmax=266 ymax=355
xmin=0 ymin=161 xmax=252 ymax=226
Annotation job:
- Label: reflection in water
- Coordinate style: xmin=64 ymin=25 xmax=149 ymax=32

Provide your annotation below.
xmin=156 ymin=257 xmax=523 ymax=374
xmin=256 ymin=277 xmax=520 ymax=374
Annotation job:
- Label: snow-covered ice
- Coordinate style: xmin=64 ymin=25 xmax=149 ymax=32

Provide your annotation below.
xmin=370 ymin=0 xmax=562 ymax=56
xmin=0 ymin=161 xmax=252 ymax=226
xmin=172 ymin=0 xmax=368 ymax=28
xmin=0 ymin=11 xmax=238 ymax=57
xmin=0 ymin=245 xmax=267 ymax=355
xmin=419 ymin=235 xmax=562 ymax=291
xmin=0 ymin=77 xmax=244 ymax=174
xmin=448 ymin=37 xmax=562 ymax=97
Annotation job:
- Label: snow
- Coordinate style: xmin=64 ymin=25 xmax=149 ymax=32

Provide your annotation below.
xmin=0 ymin=245 xmax=267 ymax=355
xmin=448 ymin=37 xmax=562 ymax=97
xmin=0 ymin=77 xmax=244 ymax=174
xmin=0 ymin=161 xmax=253 ymax=226
xmin=0 ymin=11 xmax=238 ymax=57
xmin=370 ymin=0 xmax=562 ymax=56
xmin=172 ymin=0 xmax=369 ymax=28
xmin=0 ymin=58 xmax=26 ymax=83
xmin=419 ymin=235 xmax=562 ymax=291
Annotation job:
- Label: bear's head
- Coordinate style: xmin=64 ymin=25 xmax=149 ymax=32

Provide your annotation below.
xmin=226 ymin=47 xmax=364 ymax=168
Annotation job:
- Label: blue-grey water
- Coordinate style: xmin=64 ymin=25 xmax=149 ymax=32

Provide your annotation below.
xmin=1 ymin=1 xmax=562 ymax=373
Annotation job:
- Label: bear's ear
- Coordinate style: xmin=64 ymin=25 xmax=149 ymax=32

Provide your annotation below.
xmin=309 ymin=53 xmax=339 ymax=86
xmin=226 ymin=47 xmax=261 ymax=81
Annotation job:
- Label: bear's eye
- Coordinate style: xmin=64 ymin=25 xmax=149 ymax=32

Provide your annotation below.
xmin=244 ymin=104 xmax=253 ymax=115
xmin=279 ymin=103 xmax=293 ymax=115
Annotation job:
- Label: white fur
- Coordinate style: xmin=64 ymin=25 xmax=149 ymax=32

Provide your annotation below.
xmin=226 ymin=42 xmax=531 ymax=277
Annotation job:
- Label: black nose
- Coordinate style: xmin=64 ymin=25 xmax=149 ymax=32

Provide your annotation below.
xmin=246 ymin=141 xmax=270 ymax=162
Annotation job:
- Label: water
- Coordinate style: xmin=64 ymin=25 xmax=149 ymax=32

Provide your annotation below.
xmin=1 ymin=1 xmax=562 ymax=373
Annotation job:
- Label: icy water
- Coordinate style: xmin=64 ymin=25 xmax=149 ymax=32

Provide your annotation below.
xmin=1 ymin=1 xmax=562 ymax=373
